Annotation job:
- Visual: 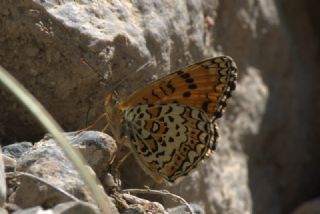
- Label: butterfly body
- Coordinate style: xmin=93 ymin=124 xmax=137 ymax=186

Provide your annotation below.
xmin=105 ymin=56 xmax=237 ymax=183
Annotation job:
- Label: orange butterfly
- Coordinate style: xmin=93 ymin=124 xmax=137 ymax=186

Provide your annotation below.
xmin=105 ymin=56 xmax=237 ymax=183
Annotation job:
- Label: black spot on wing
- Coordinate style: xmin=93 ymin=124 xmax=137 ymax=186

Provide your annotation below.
xmin=166 ymin=80 xmax=175 ymax=94
xmin=185 ymin=78 xmax=194 ymax=83
xmin=164 ymin=105 xmax=173 ymax=114
xmin=188 ymin=84 xmax=197 ymax=89
xmin=183 ymin=91 xmax=191 ymax=97
xmin=229 ymin=81 xmax=236 ymax=91
xmin=201 ymin=99 xmax=212 ymax=113
xmin=143 ymin=97 xmax=149 ymax=103
xmin=159 ymin=86 xmax=168 ymax=96
xmin=214 ymin=111 xmax=222 ymax=119
xmin=138 ymin=113 xmax=144 ymax=119
xmin=180 ymin=73 xmax=191 ymax=79
xmin=159 ymin=140 xmax=166 ymax=147
xmin=176 ymin=70 xmax=184 ymax=75
xmin=155 ymin=151 xmax=165 ymax=158
xmin=152 ymin=89 xmax=161 ymax=99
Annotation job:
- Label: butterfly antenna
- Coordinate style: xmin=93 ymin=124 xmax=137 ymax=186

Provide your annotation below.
xmin=81 ymin=57 xmax=155 ymax=95
xmin=80 ymin=58 xmax=114 ymax=91
xmin=80 ymin=58 xmax=104 ymax=79
xmin=111 ymin=58 xmax=155 ymax=92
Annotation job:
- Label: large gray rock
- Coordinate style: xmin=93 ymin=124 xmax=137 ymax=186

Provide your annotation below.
xmin=2 ymin=142 xmax=33 ymax=159
xmin=13 ymin=131 xmax=116 ymax=208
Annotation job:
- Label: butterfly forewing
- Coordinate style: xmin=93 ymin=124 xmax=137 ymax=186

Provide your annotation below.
xmin=119 ymin=56 xmax=237 ymax=120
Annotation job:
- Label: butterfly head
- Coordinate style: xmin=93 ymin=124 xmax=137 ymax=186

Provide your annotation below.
xmin=104 ymin=93 xmax=119 ymax=107
xmin=104 ymin=92 xmax=124 ymax=140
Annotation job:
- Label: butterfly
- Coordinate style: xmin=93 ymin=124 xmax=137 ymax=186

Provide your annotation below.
xmin=104 ymin=56 xmax=237 ymax=183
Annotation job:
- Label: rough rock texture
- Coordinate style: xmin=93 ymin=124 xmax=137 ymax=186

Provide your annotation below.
xmin=121 ymin=193 xmax=168 ymax=214
xmin=11 ymin=201 xmax=100 ymax=214
xmin=2 ymin=142 xmax=32 ymax=159
xmin=168 ymin=204 xmax=205 ymax=214
xmin=11 ymin=131 xmax=116 ymax=208
xmin=1 ymin=0 xmax=320 ymax=214
xmin=67 ymin=131 xmax=117 ymax=177
xmin=0 ymin=150 xmax=6 ymax=214
xmin=51 ymin=201 xmax=100 ymax=214
xmin=1 ymin=154 xmax=16 ymax=172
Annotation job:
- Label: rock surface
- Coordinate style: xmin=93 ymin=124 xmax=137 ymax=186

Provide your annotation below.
xmin=0 ymin=0 xmax=319 ymax=214
xmin=2 ymin=142 xmax=32 ymax=159
xmin=0 ymin=150 xmax=6 ymax=214
xmin=9 ymin=131 xmax=116 ymax=208
xmin=11 ymin=201 xmax=101 ymax=214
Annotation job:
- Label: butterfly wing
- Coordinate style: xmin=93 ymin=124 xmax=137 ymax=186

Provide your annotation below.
xmin=123 ymin=103 xmax=218 ymax=182
xmin=119 ymin=56 xmax=237 ymax=120
xmin=112 ymin=56 xmax=237 ymax=182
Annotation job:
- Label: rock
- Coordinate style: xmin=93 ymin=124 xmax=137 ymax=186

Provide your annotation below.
xmin=0 ymin=207 xmax=7 ymax=214
xmin=292 ymin=197 xmax=320 ymax=214
xmin=212 ymin=0 xmax=320 ymax=213
xmin=1 ymin=154 xmax=16 ymax=172
xmin=2 ymin=142 xmax=32 ymax=159
xmin=10 ymin=201 xmax=103 ymax=214
xmin=10 ymin=200 xmax=116 ymax=214
xmin=12 ymin=206 xmax=45 ymax=214
xmin=67 ymin=131 xmax=117 ymax=177
xmin=13 ymin=131 xmax=116 ymax=208
xmin=3 ymin=203 xmax=19 ymax=213
xmin=0 ymin=149 xmax=7 ymax=214
xmin=52 ymin=201 xmax=100 ymax=214
xmin=167 ymin=203 xmax=205 ymax=214
xmin=121 ymin=193 xmax=167 ymax=214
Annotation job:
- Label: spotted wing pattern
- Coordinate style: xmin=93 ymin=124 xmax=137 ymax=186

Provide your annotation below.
xmin=124 ymin=103 xmax=218 ymax=182
xmin=119 ymin=56 xmax=237 ymax=120
xmin=109 ymin=56 xmax=237 ymax=182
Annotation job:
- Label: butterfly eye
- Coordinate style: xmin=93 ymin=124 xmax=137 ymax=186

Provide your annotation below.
xmin=104 ymin=93 xmax=119 ymax=107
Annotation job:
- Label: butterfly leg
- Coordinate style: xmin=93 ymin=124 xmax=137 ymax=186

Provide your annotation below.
xmin=112 ymin=151 xmax=131 ymax=186
xmin=78 ymin=112 xmax=107 ymax=132
xmin=101 ymin=122 xmax=110 ymax=133
xmin=108 ymin=136 xmax=127 ymax=166
xmin=114 ymin=151 xmax=131 ymax=171
xmin=108 ymin=138 xmax=131 ymax=186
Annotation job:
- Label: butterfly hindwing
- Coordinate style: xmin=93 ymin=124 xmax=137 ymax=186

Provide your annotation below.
xmin=124 ymin=103 xmax=218 ymax=182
